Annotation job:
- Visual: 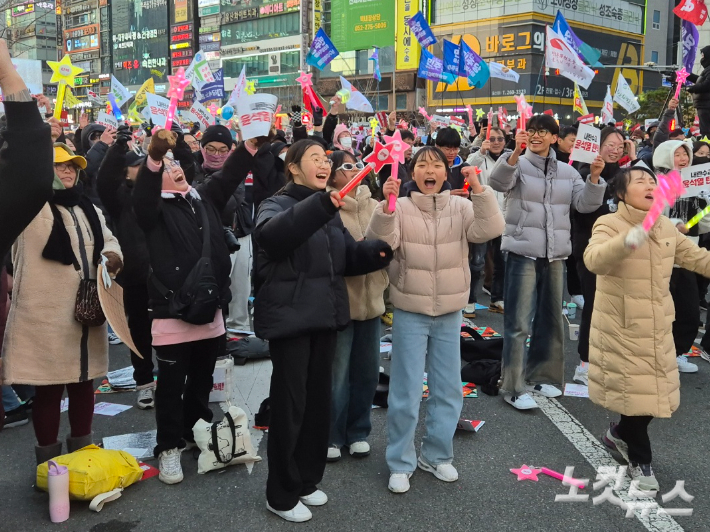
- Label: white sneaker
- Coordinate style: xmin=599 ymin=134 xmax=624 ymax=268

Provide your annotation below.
xmin=417 ymin=457 xmax=458 ymax=482
xmin=503 ymin=393 xmax=539 ymax=410
xmin=489 ymin=301 xmax=504 ymax=314
xmin=326 ymin=445 xmax=341 ymax=462
xmin=300 ymin=489 xmax=328 ymax=506
xmin=463 ymin=304 xmax=476 ymax=318
xmin=570 ymin=295 xmax=585 ymax=310
xmin=573 ymin=364 xmax=589 ymax=386
xmin=388 ymin=473 xmax=412 ymax=493
xmin=525 ymin=384 xmax=562 ymax=398
xmin=108 ymin=332 xmax=123 ymax=345
xmin=677 ymin=355 xmax=699 ymax=373
xmin=267 ymin=501 xmax=313 ymax=522
xmin=136 ymin=387 xmax=155 ymax=409
xmin=628 ymin=463 xmax=659 ymax=492
xmin=348 ymin=441 xmax=371 ymax=457
xmin=158 ymin=448 xmax=183 ymax=485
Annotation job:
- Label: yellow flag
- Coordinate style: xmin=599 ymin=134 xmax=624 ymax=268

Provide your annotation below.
xmin=134 ymin=78 xmax=155 ymax=107
xmin=127 ymin=101 xmax=143 ymax=123
xmin=64 ymin=87 xmax=81 ymax=109
xmin=573 ymin=83 xmax=589 ymax=116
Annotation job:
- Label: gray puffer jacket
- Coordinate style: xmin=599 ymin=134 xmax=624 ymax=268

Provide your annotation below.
xmin=489 ymin=150 xmax=606 ymax=260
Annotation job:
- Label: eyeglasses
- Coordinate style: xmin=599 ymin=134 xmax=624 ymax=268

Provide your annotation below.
xmin=526 ymin=129 xmax=550 ymax=138
xmin=308 ymin=156 xmax=333 ymax=168
xmin=489 ymin=136 xmax=505 ymax=142
xmin=205 ymin=145 xmax=229 ymax=155
xmin=55 ymin=162 xmax=78 ymax=173
xmin=336 ymin=162 xmax=365 ymax=172
xmin=186 ymin=140 xmax=200 ymax=148
xmin=602 ymin=143 xmax=624 ymax=152
xmin=164 ymin=159 xmax=181 ymax=169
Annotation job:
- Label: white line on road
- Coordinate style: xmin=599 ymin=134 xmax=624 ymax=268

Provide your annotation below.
xmin=536 ymin=397 xmax=685 ymax=532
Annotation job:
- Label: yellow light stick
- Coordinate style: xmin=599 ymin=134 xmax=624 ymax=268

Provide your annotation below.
xmin=686 ymin=205 xmax=710 ymax=230
xmin=47 ymin=55 xmax=84 ymax=119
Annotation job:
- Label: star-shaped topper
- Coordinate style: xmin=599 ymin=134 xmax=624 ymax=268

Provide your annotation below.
xmin=364 ymin=141 xmax=395 ymax=173
xmin=384 ymin=129 xmax=407 ymax=165
xmin=369 ymin=117 xmax=379 ymax=133
xmin=676 ymin=67 xmax=690 ymax=87
xmin=167 ymin=67 xmax=190 ymax=100
xmin=296 ymin=71 xmax=313 ymax=88
xmin=245 ymin=80 xmax=257 ymax=95
xmin=475 ymin=108 xmax=485 ymax=120
xmin=510 ymin=465 xmax=542 ymax=482
xmin=701 ymin=135 xmax=710 ymax=145
xmin=514 ymin=94 xmax=532 ymax=118
xmin=47 ymin=55 xmax=84 ymax=87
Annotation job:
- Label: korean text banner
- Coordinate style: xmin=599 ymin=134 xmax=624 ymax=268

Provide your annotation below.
xmin=396 ymin=0 xmax=420 ymax=70
xmin=330 ymin=0 xmax=395 ymax=52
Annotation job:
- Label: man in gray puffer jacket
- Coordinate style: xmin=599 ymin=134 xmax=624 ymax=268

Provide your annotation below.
xmin=489 ymin=114 xmax=606 ymax=410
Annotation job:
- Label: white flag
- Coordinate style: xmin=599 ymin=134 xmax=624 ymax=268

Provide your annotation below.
xmin=613 ymin=74 xmax=640 ymax=114
xmin=545 ymin=26 xmax=595 ymax=89
xmin=188 ymin=101 xmax=214 ymax=131
xmin=227 ymin=66 xmax=247 ymax=106
xmin=340 ymin=76 xmax=374 ymax=113
xmin=488 ymin=61 xmax=520 ymax=83
xmin=186 ymin=50 xmax=215 ymax=90
xmin=110 ymin=75 xmax=131 ymax=106
xmin=601 ymin=85 xmax=614 ymax=125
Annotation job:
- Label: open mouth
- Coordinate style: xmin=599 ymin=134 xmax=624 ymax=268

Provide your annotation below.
xmin=316 ymin=172 xmax=328 ymax=181
xmin=645 ymin=193 xmax=654 ymax=201
xmin=423 ymin=178 xmax=437 ymax=189
xmin=174 ymin=174 xmax=184 ymax=183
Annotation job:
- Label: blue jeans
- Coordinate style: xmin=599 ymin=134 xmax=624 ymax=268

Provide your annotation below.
xmin=330 ymin=318 xmax=381 ymax=447
xmin=468 ymin=243 xmax=487 ymax=303
xmin=2 ymin=385 xmax=21 ymax=411
xmin=387 ymin=309 xmax=463 ymax=474
xmin=501 ymin=253 xmax=565 ymax=395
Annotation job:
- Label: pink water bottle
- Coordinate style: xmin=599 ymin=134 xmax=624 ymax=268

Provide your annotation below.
xmin=47 ymin=460 xmax=70 ymax=523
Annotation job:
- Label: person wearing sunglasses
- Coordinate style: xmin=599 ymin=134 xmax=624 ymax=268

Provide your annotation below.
xmin=467 ymin=126 xmax=512 ymax=314
xmin=323 ymin=150 xmax=389 ymax=464
xmin=489 ymin=114 xmax=606 ymax=411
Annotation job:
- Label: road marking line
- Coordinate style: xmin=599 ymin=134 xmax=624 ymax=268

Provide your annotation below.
xmin=536 ymin=396 xmax=685 ymax=532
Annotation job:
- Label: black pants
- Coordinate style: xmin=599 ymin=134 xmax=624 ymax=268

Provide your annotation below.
xmin=566 ymin=254 xmax=582 ymax=296
xmin=698 ymin=108 xmax=710 ymax=138
xmin=266 ymin=331 xmax=337 ymax=511
xmin=617 ymin=415 xmax=653 ymax=464
xmin=488 ymin=236 xmax=506 ymax=302
xmin=123 ymin=284 xmax=155 ymax=387
xmin=153 ymin=335 xmax=221 ymax=456
xmin=576 ymin=257 xmax=596 ymax=363
xmin=670 ymin=268 xmax=700 ymax=356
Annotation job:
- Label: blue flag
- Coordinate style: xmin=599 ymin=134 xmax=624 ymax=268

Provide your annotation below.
xmin=460 ymin=41 xmax=490 ymax=89
xmin=370 ymin=48 xmax=382 ymax=82
xmin=198 ymin=68 xmax=224 ymax=103
xmin=407 ymin=11 xmax=437 ymax=48
xmin=306 ymin=28 xmax=339 ymax=70
xmin=552 ymin=10 xmax=601 ymax=66
xmin=443 ymin=40 xmax=460 ymax=81
xmin=418 ymin=49 xmax=445 ymax=83
xmin=682 ymin=19 xmax=699 ymax=78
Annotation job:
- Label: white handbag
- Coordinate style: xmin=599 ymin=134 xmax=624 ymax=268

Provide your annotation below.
xmin=192 ymin=406 xmax=261 ymax=474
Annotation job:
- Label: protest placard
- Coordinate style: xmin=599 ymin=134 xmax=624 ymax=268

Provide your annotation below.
xmin=570 ymin=123 xmax=600 ymax=164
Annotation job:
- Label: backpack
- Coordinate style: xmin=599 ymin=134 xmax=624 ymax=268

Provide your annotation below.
xmin=460 ymin=326 xmax=503 ymax=362
xmin=227 ymin=336 xmax=270 ymax=365
xmin=461 ymin=359 xmax=501 ymax=396
xmin=151 ymin=200 xmax=220 ymax=325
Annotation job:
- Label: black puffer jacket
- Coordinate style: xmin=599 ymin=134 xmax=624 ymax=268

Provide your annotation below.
xmin=252 ymin=141 xmax=286 ymax=216
xmin=254 ymin=182 xmax=393 ymax=340
xmin=80 ymin=123 xmax=109 ymax=212
xmin=688 ymin=46 xmax=710 ymax=110
xmin=133 ymin=144 xmax=252 ymax=319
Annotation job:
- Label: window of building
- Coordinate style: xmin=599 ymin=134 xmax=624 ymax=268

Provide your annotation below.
xmin=222 ymin=50 xmax=300 ymax=79
xmin=396 ymin=93 xmax=407 ymax=110
xmin=651 ymin=51 xmax=659 ymax=63
xmin=652 ymin=10 xmax=660 ymax=30
xmin=220 ymin=12 xmax=300 ymax=46
xmin=368 ymin=95 xmax=389 ymax=112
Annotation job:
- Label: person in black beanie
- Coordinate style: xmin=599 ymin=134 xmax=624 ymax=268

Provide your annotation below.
xmin=194 ymin=124 xmax=234 ymax=184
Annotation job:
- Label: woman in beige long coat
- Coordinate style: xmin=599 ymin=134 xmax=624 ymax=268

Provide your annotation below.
xmin=584 ymin=167 xmax=710 ymax=492
xmin=2 ymin=144 xmax=123 ymax=464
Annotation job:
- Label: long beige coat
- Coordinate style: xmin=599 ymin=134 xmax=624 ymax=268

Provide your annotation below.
xmin=2 ymin=202 xmax=122 ymax=386
xmin=330 ymin=185 xmax=388 ymax=321
xmin=366 ymin=186 xmax=504 ymax=317
xmin=584 ymin=202 xmax=710 ymax=418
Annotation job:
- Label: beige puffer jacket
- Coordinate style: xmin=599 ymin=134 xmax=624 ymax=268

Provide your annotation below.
xmin=366 ymin=186 xmax=504 ymax=317
xmin=584 ymin=202 xmax=710 ymax=418
xmin=328 ymin=185 xmax=388 ymax=321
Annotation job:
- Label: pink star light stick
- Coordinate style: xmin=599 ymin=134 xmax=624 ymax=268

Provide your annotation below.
xmin=339 ymin=141 xmax=396 ymax=199
xmin=674 ymin=68 xmax=690 ymax=100
xmin=383 ymin=130 xmax=407 ymax=212
xmin=642 ymin=170 xmax=685 ymax=232
xmin=165 ymin=67 xmax=191 ymax=129
xmin=510 ymin=465 xmax=542 ymax=481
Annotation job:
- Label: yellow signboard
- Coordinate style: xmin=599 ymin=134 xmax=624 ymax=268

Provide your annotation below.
xmin=396 ymin=0 xmax=419 ymax=70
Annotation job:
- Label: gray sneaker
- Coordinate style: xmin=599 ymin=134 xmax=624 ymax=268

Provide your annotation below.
xmin=628 ymin=462 xmax=659 ymax=492
xmin=602 ymin=423 xmax=630 ymax=463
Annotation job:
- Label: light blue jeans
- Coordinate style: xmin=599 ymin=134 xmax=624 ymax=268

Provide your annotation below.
xmin=2 ymin=385 xmax=21 ymax=411
xmin=386 ymin=308 xmax=463 ymax=474
xmin=330 ymin=318 xmax=381 ymax=447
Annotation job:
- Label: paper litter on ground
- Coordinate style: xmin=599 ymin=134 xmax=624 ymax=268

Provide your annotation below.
xmin=122 ymin=448 xmax=153 ymax=460
xmin=380 ymin=342 xmax=392 ymax=353
xmin=456 ymin=419 xmax=485 ymax=432
xmin=138 ymin=462 xmax=159 ymax=481
xmin=475 ymin=303 xmax=488 ymax=310
xmin=687 ymin=345 xmax=703 ymax=357
xmin=103 ymin=430 xmax=157 ymax=458
xmin=107 ymin=366 xmax=137 ymax=389
xmin=423 ymin=381 xmax=477 ymax=399
xmin=563 ymin=383 xmax=589 ymax=398
xmin=93 ymin=402 xmax=132 ymax=416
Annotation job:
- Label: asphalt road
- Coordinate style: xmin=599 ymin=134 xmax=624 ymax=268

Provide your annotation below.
xmin=1 ymin=292 xmax=709 ymax=532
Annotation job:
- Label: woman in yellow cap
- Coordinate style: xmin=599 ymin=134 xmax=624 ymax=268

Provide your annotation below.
xmin=1 ymin=143 xmax=123 ymax=465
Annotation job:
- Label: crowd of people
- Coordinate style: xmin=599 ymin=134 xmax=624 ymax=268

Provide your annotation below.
xmin=3 ymin=38 xmax=710 ymax=522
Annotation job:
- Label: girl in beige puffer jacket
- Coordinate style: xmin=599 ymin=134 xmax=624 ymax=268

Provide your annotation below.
xmin=585 ymin=167 xmax=710 ymax=492
xmin=366 ymin=146 xmax=504 ymax=493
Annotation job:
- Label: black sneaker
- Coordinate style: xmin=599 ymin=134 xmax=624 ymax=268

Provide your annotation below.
xmin=4 ymin=405 xmax=29 ymax=428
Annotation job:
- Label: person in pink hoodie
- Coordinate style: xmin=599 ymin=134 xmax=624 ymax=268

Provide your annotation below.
xmin=332 ymin=123 xmax=359 ymax=156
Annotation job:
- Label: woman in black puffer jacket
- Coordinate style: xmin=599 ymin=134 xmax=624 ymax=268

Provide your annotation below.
xmin=254 ymin=139 xmax=392 ymax=522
